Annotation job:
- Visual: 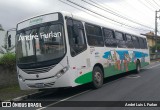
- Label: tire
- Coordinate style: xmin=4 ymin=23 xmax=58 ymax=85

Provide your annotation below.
xmin=135 ymin=61 xmax=141 ymax=74
xmin=92 ymin=66 xmax=104 ymax=89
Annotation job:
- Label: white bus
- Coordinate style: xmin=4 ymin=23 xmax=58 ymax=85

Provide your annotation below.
xmin=16 ymin=12 xmax=150 ymax=90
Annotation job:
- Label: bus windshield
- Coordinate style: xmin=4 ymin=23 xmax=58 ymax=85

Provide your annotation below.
xmin=16 ymin=23 xmax=65 ymax=68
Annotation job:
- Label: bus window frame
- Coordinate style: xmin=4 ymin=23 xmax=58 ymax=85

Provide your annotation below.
xmin=125 ymin=34 xmax=134 ymax=48
xmin=138 ymin=37 xmax=145 ymax=49
xmin=85 ymin=23 xmax=104 ymax=47
xmin=143 ymin=38 xmax=148 ymax=49
xmin=66 ymin=18 xmax=87 ymax=57
xmin=131 ymin=35 xmax=140 ymax=49
xmin=114 ymin=31 xmax=126 ymax=48
xmin=103 ymin=28 xmax=117 ymax=48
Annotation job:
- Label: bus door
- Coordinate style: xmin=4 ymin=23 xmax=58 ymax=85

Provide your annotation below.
xmin=67 ymin=18 xmax=88 ymax=82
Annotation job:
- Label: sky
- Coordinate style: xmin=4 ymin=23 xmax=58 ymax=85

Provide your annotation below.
xmin=0 ymin=0 xmax=160 ymax=35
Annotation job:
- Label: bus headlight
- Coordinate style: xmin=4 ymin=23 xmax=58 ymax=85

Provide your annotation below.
xmin=18 ymin=75 xmax=25 ymax=82
xmin=55 ymin=67 xmax=68 ymax=79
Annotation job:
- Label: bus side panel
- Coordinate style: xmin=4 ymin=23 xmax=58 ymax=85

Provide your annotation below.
xmin=140 ymin=49 xmax=150 ymax=67
xmin=102 ymin=48 xmax=150 ymax=78
xmin=68 ymin=48 xmax=93 ymax=85
xmin=73 ymin=47 xmax=150 ymax=85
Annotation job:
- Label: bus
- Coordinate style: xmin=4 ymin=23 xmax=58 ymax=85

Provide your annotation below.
xmin=16 ymin=12 xmax=150 ymax=90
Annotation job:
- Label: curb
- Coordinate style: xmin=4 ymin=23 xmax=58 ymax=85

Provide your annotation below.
xmin=150 ymin=60 xmax=160 ymax=65
xmin=6 ymin=91 xmax=43 ymax=102
xmin=6 ymin=89 xmax=58 ymax=102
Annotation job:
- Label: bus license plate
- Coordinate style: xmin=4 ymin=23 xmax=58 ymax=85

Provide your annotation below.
xmin=35 ymin=83 xmax=44 ymax=88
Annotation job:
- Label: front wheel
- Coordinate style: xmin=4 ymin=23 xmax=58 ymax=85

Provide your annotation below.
xmin=92 ymin=66 xmax=104 ymax=89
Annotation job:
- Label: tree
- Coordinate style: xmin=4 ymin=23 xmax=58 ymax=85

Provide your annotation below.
xmin=150 ymin=43 xmax=160 ymax=53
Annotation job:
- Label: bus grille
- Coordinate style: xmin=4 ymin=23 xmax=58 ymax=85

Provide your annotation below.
xmin=21 ymin=65 xmax=56 ymax=74
xmin=27 ymin=82 xmax=55 ymax=88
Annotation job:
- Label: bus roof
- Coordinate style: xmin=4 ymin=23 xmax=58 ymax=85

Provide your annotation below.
xmin=17 ymin=11 xmax=146 ymax=38
xmin=61 ymin=11 xmax=146 ymax=38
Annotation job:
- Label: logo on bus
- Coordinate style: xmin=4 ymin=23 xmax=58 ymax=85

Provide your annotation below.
xmin=18 ymin=32 xmax=62 ymax=41
xmin=36 ymin=74 xmax=39 ymax=78
xmin=29 ymin=17 xmax=43 ymax=26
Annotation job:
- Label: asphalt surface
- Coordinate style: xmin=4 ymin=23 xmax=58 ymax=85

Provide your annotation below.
xmin=5 ymin=61 xmax=160 ymax=110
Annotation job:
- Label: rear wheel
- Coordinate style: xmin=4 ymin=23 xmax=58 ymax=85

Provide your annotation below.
xmin=92 ymin=66 xmax=104 ymax=89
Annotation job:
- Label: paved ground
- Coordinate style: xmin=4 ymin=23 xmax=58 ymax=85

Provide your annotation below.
xmin=2 ymin=61 xmax=160 ymax=110
xmin=18 ymin=61 xmax=160 ymax=110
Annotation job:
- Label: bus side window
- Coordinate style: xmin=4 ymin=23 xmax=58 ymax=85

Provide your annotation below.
xmin=125 ymin=34 xmax=133 ymax=48
xmin=85 ymin=23 xmax=104 ymax=47
xmin=67 ymin=19 xmax=87 ymax=57
xmin=115 ymin=31 xmax=126 ymax=48
xmin=143 ymin=38 xmax=148 ymax=49
xmin=103 ymin=28 xmax=117 ymax=47
xmin=138 ymin=37 xmax=145 ymax=49
xmin=132 ymin=36 xmax=140 ymax=49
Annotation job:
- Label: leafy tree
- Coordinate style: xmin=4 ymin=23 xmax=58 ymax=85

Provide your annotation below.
xmin=150 ymin=43 xmax=160 ymax=53
xmin=0 ymin=53 xmax=16 ymax=69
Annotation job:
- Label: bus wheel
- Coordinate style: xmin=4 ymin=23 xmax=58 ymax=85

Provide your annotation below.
xmin=135 ymin=61 xmax=141 ymax=74
xmin=92 ymin=66 xmax=103 ymax=89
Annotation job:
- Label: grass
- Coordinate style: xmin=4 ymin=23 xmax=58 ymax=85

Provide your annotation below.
xmin=0 ymin=84 xmax=37 ymax=101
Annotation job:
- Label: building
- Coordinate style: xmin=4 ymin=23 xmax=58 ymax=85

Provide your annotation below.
xmin=145 ymin=32 xmax=156 ymax=47
xmin=142 ymin=31 xmax=160 ymax=47
xmin=142 ymin=31 xmax=160 ymax=55
xmin=0 ymin=30 xmax=16 ymax=56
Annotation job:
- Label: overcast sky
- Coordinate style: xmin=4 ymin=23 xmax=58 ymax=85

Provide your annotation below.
xmin=0 ymin=0 xmax=160 ymax=35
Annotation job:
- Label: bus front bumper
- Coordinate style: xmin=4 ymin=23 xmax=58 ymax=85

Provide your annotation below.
xmin=18 ymin=69 xmax=77 ymax=90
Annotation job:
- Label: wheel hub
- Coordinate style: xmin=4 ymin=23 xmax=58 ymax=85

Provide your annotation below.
xmin=94 ymin=72 xmax=102 ymax=84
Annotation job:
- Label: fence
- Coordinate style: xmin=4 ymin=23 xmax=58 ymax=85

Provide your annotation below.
xmin=150 ymin=53 xmax=160 ymax=60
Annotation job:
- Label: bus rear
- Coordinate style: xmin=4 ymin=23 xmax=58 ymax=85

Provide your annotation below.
xmin=16 ymin=12 xmax=73 ymax=90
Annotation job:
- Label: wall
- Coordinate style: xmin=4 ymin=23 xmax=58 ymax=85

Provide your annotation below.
xmin=0 ymin=65 xmax=18 ymax=88
xmin=147 ymin=37 xmax=155 ymax=47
